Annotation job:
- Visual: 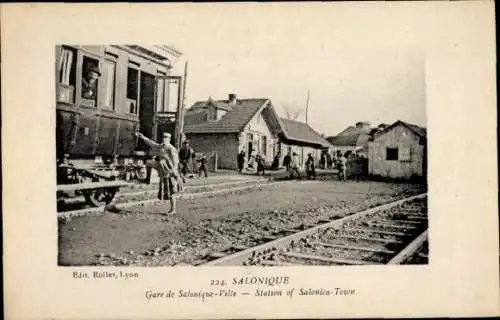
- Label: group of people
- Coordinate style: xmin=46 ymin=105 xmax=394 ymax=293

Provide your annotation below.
xmin=268 ymin=150 xmax=351 ymax=181
xmin=237 ymin=150 xmax=266 ymax=176
xmin=238 ymin=149 xmax=326 ymax=180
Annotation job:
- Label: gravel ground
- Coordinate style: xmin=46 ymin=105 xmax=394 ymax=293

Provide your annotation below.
xmin=58 ymin=180 xmax=426 ymax=266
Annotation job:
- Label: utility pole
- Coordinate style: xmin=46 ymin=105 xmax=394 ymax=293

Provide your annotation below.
xmin=305 ymin=89 xmax=310 ymax=125
xmin=175 ymin=60 xmax=188 ymax=149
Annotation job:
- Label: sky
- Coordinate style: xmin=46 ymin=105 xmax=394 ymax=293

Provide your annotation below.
xmin=164 ymin=5 xmax=427 ymax=137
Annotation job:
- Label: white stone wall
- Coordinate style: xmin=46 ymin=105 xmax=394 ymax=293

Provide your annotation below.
xmin=241 ymin=111 xmax=276 ymax=164
xmin=368 ymin=125 xmax=425 ymax=179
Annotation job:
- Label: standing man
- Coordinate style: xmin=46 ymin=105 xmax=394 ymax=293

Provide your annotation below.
xmin=283 ymin=152 xmax=292 ymax=172
xmin=305 ymin=153 xmax=316 ymax=180
xmin=271 ymin=151 xmax=281 ymax=170
xmin=338 ymin=153 xmax=348 ymax=182
xmin=256 ymin=154 xmax=265 ymax=176
xmin=136 ymin=132 xmax=180 ymax=215
xmin=289 ymin=152 xmax=301 ymax=179
xmin=179 ymin=140 xmax=193 ymax=179
xmin=237 ymin=150 xmax=246 ymax=173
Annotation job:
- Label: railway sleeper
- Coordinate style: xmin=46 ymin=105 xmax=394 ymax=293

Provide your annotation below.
xmin=342 ymin=227 xmax=411 ymax=237
xmin=406 ymin=215 xmax=428 ymax=220
xmin=310 ymin=241 xmax=396 ymax=255
xmin=374 ymin=219 xmax=422 ymax=226
xmin=325 ymin=234 xmax=403 ymax=244
xmin=399 ymin=210 xmax=427 ymax=216
xmin=280 ymin=252 xmax=381 ymax=266
xmin=259 ymin=260 xmax=296 ymax=266
xmin=367 ymin=222 xmax=418 ymax=230
xmin=401 ymin=208 xmax=426 ymax=213
xmin=403 ymin=204 xmax=427 ymax=209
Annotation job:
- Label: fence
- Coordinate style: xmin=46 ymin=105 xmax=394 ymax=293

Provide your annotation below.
xmin=346 ymin=157 xmax=369 ymax=178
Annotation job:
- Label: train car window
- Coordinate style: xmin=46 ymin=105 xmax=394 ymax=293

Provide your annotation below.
xmin=57 ymin=46 xmax=77 ymax=103
xmin=81 ymin=56 xmax=101 ymax=104
xmin=102 ymin=60 xmax=116 ymax=110
xmin=157 ymin=72 xmax=166 ymax=112
xmin=127 ymin=67 xmax=139 ymax=114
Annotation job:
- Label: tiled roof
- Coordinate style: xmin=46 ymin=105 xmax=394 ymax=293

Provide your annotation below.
xmin=183 ymin=109 xmax=208 ymax=126
xmin=280 ymin=118 xmax=333 ymax=148
xmin=336 ymin=126 xmax=359 ymax=136
xmin=184 ymin=99 xmax=269 ymax=133
xmin=327 ymin=133 xmax=371 ymax=147
xmin=190 ymin=99 xmax=232 ymax=111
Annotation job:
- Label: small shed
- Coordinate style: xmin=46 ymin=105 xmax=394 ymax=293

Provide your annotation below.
xmin=278 ymin=118 xmax=334 ymax=168
xmin=368 ymin=120 xmax=427 ymax=180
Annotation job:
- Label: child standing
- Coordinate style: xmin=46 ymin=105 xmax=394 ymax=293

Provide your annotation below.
xmin=198 ymin=154 xmax=208 ymax=178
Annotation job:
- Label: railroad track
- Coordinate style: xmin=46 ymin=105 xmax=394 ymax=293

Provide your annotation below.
xmin=200 ymin=193 xmax=428 ymax=266
xmin=58 ymin=179 xmax=287 ymax=219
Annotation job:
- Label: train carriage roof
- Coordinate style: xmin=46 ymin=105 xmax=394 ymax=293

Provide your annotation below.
xmin=122 ymin=45 xmax=183 ymax=66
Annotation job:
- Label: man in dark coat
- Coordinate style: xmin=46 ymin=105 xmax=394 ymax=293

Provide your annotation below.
xmin=305 ymin=153 xmax=316 ymax=180
xmin=283 ymin=152 xmax=291 ymax=172
xmin=179 ymin=140 xmax=194 ymax=178
xmin=256 ymin=154 xmax=265 ymax=176
xmin=271 ymin=151 xmax=281 ymax=170
xmin=81 ymin=65 xmax=101 ymax=100
xmin=237 ymin=150 xmax=246 ymax=173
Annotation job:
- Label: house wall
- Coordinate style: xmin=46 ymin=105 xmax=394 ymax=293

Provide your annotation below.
xmin=240 ymin=110 xmax=276 ymax=164
xmin=277 ymin=142 xmax=322 ymax=169
xmin=368 ymin=125 xmax=425 ymax=179
xmin=185 ymin=133 xmax=239 ymax=170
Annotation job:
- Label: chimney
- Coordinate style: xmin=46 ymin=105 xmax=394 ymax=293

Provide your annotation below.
xmin=228 ymin=93 xmax=237 ymax=104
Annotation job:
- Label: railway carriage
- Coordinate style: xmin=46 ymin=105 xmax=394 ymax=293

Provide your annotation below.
xmin=56 ymin=45 xmax=184 ymax=207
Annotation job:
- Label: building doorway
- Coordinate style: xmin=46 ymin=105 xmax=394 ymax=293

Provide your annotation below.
xmin=247 ymin=133 xmax=254 ymax=160
xmin=137 ymin=72 xmax=157 ymax=151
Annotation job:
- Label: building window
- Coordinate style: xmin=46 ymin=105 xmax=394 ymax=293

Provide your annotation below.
xmin=386 ymin=147 xmax=399 ymax=160
xmin=127 ymin=67 xmax=139 ymax=114
xmin=81 ymin=56 xmax=100 ymax=103
xmin=207 ymin=105 xmax=217 ymax=121
xmin=57 ymin=46 xmax=77 ymax=103
xmin=262 ymin=136 xmax=267 ymax=156
xmin=157 ymin=72 xmax=166 ymax=112
xmin=102 ymin=60 xmax=116 ymax=109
